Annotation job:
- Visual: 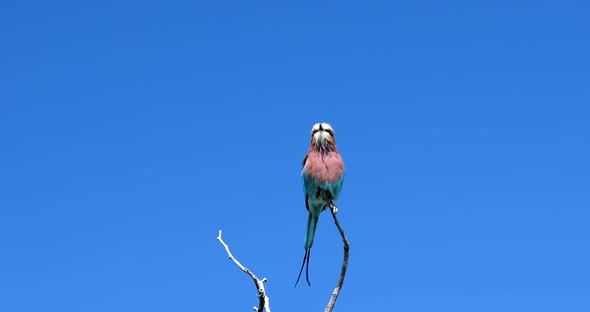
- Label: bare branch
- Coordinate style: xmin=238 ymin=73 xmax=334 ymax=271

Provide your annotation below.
xmin=216 ymin=203 xmax=349 ymax=312
xmin=216 ymin=230 xmax=271 ymax=312
xmin=324 ymin=203 xmax=350 ymax=312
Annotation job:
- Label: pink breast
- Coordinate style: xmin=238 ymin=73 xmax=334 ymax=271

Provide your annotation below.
xmin=305 ymin=152 xmax=344 ymax=183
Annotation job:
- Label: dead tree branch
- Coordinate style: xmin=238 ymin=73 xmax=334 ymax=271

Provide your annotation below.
xmin=216 ymin=230 xmax=271 ymax=312
xmin=216 ymin=203 xmax=349 ymax=312
xmin=324 ymin=202 xmax=350 ymax=312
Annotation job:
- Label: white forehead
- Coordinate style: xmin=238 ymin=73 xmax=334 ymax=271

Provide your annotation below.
xmin=311 ymin=122 xmax=334 ymax=133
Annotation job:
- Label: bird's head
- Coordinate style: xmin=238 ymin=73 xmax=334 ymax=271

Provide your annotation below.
xmin=310 ymin=122 xmax=337 ymax=153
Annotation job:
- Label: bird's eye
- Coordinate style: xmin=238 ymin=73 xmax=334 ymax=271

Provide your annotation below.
xmin=326 ymin=129 xmax=334 ymax=136
xmin=312 ymin=129 xmax=319 ymax=135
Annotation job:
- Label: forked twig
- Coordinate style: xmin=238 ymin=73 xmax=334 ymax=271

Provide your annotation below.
xmin=325 ymin=202 xmax=350 ymax=312
xmin=216 ymin=230 xmax=271 ymax=312
xmin=216 ymin=203 xmax=349 ymax=312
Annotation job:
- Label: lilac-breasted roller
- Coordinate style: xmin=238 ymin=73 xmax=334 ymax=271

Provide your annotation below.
xmin=295 ymin=122 xmax=345 ymax=287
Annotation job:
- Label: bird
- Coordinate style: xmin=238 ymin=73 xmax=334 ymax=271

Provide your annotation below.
xmin=295 ymin=122 xmax=345 ymax=287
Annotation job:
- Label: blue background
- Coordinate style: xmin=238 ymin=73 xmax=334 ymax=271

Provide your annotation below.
xmin=1 ymin=1 xmax=589 ymax=311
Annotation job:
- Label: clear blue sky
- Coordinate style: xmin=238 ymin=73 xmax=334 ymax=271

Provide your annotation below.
xmin=1 ymin=1 xmax=589 ymax=311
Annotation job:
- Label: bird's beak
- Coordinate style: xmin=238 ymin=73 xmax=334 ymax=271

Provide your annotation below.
xmin=314 ymin=130 xmax=331 ymax=145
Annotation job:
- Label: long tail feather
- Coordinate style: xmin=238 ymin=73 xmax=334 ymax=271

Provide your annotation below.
xmin=305 ymin=213 xmax=320 ymax=249
xmin=295 ymin=248 xmax=310 ymax=287
xmin=295 ymin=213 xmax=319 ymax=287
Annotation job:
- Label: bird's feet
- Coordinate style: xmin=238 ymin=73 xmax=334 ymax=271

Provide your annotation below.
xmin=328 ymin=202 xmax=338 ymax=214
